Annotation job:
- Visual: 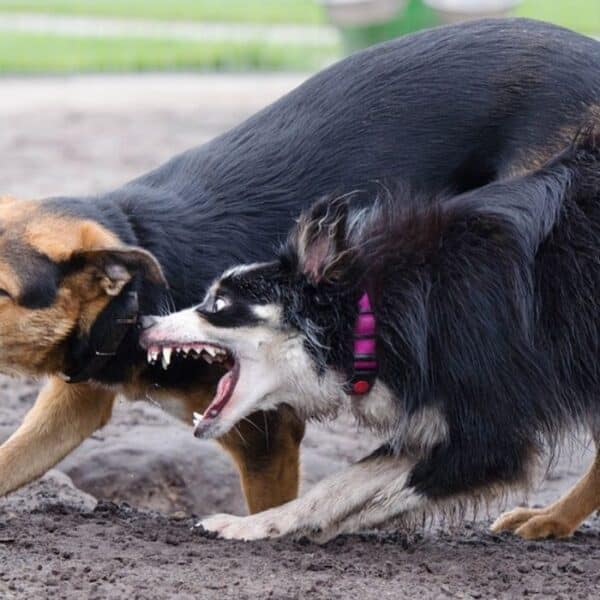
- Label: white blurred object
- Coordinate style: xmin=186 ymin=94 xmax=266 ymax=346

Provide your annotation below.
xmin=423 ymin=0 xmax=521 ymax=24
xmin=320 ymin=0 xmax=407 ymax=26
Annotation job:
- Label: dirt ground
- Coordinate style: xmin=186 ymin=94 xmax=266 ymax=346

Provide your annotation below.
xmin=0 ymin=74 xmax=598 ymax=599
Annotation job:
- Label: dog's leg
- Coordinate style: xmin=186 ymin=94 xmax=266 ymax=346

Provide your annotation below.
xmin=218 ymin=405 xmax=305 ymax=514
xmin=0 ymin=377 xmax=114 ymax=496
xmin=154 ymin=386 xmax=305 ymax=514
xmin=198 ymin=451 xmax=421 ymax=540
xmin=491 ymin=447 xmax=600 ymax=539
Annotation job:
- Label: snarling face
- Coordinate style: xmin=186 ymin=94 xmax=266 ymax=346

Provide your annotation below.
xmin=140 ymin=262 xmax=319 ymax=438
xmin=0 ymin=196 xmax=165 ymax=378
xmin=140 ymin=197 xmax=363 ymax=439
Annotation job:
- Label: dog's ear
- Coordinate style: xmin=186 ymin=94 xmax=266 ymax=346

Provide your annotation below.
xmin=72 ymin=247 xmax=166 ymax=296
xmin=57 ymin=220 xmax=167 ymax=296
xmin=292 ymin=195 xmax=354 ymax=284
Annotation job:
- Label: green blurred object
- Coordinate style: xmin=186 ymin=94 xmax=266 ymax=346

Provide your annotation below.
xmin=0 ymin=32 xmax=339 ymax=73
xmin=517 ymin=0 xmax=600 ymax=34
xmin=0 ymin=0 xmax=327 ymax=24
xmin=334 ymin=0 xmax=600 ymax=53
xmin=339 ymin=0 xmax=439 ymax=52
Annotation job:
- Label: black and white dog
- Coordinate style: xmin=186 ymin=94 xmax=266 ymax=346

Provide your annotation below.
xmin=141 ymin=127 xmax=600 ymax=542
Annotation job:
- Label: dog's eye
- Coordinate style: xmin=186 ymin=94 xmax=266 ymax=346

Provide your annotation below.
xmin=213 ymin=297 xmax=228 ymax=312
xmin=0 ymin=289 xmax=11 ymax=300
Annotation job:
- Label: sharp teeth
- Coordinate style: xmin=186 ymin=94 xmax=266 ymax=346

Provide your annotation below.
xmin=193 ymin=411 xmax=204 ymax=427
xmin=162 ymin=347 xmax=172 ymax=369
xmin=203 ymin=353 xmax=213 ymax=364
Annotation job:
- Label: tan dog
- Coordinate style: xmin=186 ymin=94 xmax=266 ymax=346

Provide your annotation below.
xmin=0 ymin=197 xmax=304 ymax=513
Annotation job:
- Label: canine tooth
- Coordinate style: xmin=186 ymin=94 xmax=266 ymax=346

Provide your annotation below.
xmin=193 ymin=411 xmax=204 ymax=427
xmin=205 ymin=347 xmax=217 ymax=357
xmin=161 ymin=348 xmax=172 ymax=369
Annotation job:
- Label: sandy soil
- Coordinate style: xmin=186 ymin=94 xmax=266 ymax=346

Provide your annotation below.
xmin=0 ymin=74 xmax=598 ymax=599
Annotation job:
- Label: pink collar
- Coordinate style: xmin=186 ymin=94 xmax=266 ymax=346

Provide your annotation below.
xmin=349 ymin=291 xmax=377 ymax=395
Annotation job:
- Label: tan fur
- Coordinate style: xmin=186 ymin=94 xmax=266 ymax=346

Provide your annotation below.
xmin=0 ymin=198 xmax=304 ymax=513
xmin=492 ymin=448 xmax=600 ymax=539
xmin=24 ymin=217 xmax=121 ymax=261
xmin=130 ymin=379 xmax=304 ymax=513
xmin=221 ymin=406 xmax=305 ymax=513
xmin=0 ymin=378 xmax=115 ymax=497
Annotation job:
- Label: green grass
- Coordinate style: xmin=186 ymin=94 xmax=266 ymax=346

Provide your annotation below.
xmin=0 ymin=32 xmax=339 ymax=73
xmin=0 ymin=0 xmax=326 ymax=24
xmin=516 ymin=0 xmax=600 ymax=34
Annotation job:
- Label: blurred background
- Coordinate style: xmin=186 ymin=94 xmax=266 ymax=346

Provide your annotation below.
xmin=0 ymin=0 xmax=598 ymax=74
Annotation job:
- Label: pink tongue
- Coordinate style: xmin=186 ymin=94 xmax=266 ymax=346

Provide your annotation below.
xmin=205 ymin=371 xmax=234 ymax=418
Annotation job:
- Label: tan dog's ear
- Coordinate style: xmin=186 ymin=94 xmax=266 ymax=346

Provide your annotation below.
xmin=73 ymin=247 xmax=167 ymax=296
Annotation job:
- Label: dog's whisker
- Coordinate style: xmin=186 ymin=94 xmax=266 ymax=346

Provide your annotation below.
xmin=233 ymin=425 xmax=248 ymax=447
xmin=241 ymin=416 xmax=266 ymax=437
xmin=263 ymin=412 xmax=270 ymax=450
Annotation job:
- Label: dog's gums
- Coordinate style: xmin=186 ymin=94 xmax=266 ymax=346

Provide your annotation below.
xmin=145 ymin=341 xmax=240 ymax=432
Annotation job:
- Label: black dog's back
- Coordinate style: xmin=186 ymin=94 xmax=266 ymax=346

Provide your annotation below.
xmin=44 ymin=18 xmax=600 ymax=388
xmin=122 ymin=18 xmax=600 ymax=297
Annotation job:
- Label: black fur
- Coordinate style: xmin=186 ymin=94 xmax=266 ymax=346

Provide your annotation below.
xmin=211 ymin=126 xmax=600 ymax=500
xmin=36 ymin=18 xmax=600 ymax=388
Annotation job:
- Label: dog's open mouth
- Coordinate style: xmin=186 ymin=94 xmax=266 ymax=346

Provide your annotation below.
xmin=145 ymin=342 xmax=240 ymax=427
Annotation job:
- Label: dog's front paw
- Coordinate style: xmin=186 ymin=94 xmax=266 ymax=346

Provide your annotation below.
xmin=196 ymin=512 xmax=285 ymax=541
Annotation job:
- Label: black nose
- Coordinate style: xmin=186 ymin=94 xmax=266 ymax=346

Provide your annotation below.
xmin=139 ymin=315 xmax=159 ymax=330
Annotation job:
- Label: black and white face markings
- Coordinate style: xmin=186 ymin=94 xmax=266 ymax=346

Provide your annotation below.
xmin=140 ymin=260 xmax=340 ymax=439
xmin=197 ymin=262 xmax=285 ymax=330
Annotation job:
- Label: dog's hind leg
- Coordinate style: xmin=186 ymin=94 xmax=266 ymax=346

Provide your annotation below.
xmin=218 ymin=404 xmax=305 ymax=514
xmin=0 ymin=377 xmax=115 ymax=496
xmin=491 ymin=446 xmax=600 ymax=539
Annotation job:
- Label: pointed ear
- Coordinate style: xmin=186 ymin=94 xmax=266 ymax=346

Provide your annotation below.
xmin=73 ymin=247 xmax=166 ymax=296
xmin=292 ymin=195 xmax=353 ymax=284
